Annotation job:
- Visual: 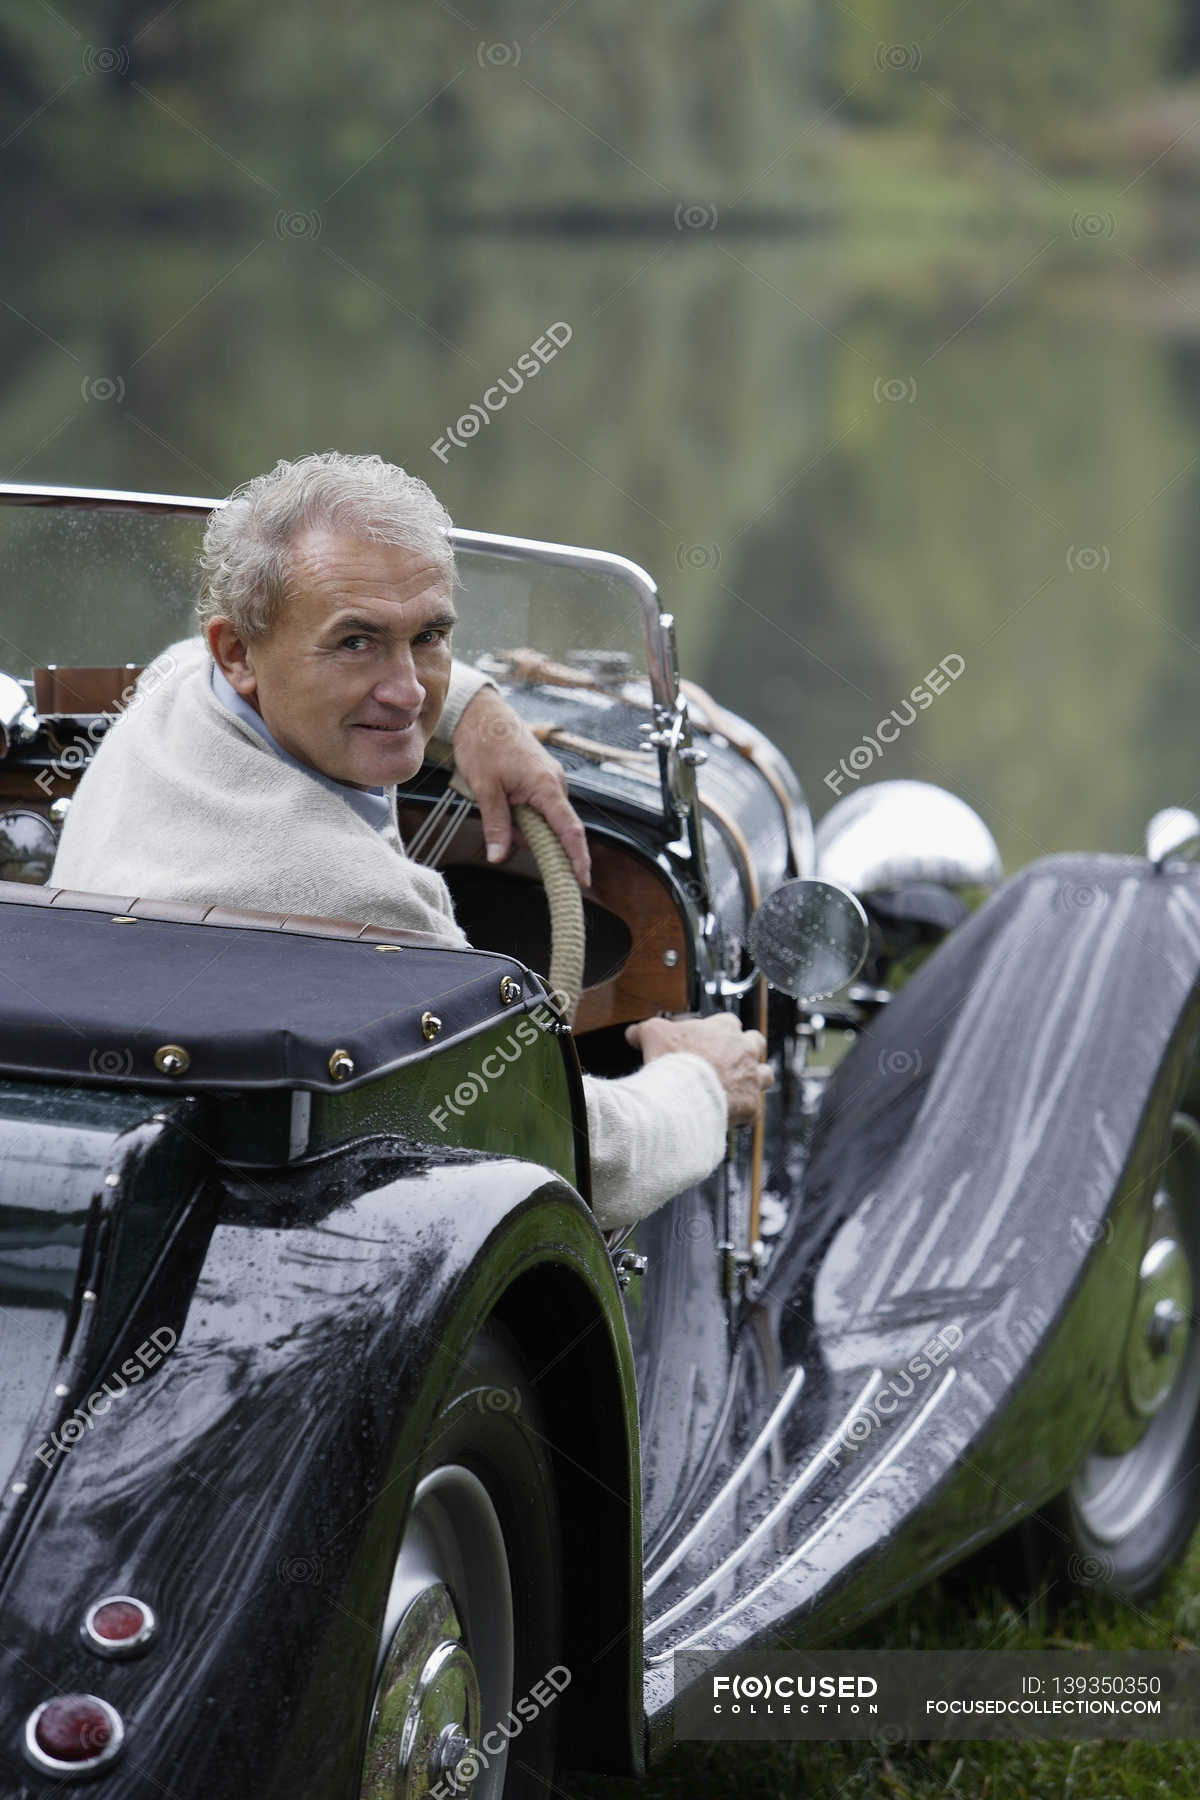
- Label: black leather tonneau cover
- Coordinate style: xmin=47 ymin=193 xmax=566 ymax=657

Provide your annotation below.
xmin=0 ymin=899 xmax=541 ymax=1091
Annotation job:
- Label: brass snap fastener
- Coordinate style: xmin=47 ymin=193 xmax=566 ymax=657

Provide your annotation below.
xmin=499 ymin=975 xmax=522 ymax=1005
xmin=328 ymin=1048 xmax=355 ymax=1081
xmin=421 ymin=1011 xmax=442 ymax=1041
xmin=153 ymin=1044 xmax=190 ymax=1076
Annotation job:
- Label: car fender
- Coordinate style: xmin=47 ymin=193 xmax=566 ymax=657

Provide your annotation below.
xmin=0 ymin=1136 xmax=642 ymax=1795
xmin=712 ymin=851 xmax=1200 ymax=1649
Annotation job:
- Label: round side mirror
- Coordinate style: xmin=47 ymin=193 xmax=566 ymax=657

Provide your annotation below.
xmin=748 ymin=878 xmax=870 ymax=1001
xmin=0 ymin=809 xmax=57 ymax=885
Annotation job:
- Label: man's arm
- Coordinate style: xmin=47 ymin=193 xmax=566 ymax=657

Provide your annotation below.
xmin=582 ymin=1014 xmax=773 ymax=1230
xmin=431 ymin=660 xmax=499 ymax=745
xmin=434 ymin=665 xmax=592 ymax=888
xmin=581 ymin=1058 xmax=729 ymax=1231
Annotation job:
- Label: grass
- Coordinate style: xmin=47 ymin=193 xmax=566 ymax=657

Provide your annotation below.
xmin=563 ymin=1527 xmax=1200 ymax=1799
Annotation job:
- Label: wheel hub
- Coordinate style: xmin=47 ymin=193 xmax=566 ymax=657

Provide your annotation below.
xmin=359 ymin=1464 xmax=515 ymax=1800
xmin=1128 ymin=1236 xmax=1192 ymax=1416
xmin=361 ymin=1583 xmax=482 ymax=1800
xmin=1097 ymin=1192 xmax=1194 ymax=1456
xmin=430 ymin=1724 xmax=477 ymax=1788
xmin=1147 ymin=1297 xmax=1188 ymax=1357
xmin=1072 ymin=1119 xmax=1200 ymax=1552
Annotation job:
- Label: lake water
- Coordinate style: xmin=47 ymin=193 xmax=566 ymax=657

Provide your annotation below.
xmin=4 ymin=219 xmax=1198 ymax=875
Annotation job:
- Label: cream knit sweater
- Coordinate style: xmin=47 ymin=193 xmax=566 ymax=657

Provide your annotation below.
xmin=49 ymin=637 xmax=729 ymax=1228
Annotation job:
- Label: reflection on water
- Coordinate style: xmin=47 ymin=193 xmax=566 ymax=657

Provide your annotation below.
xmin=2 ymin=226 xmax=1197 ymax=873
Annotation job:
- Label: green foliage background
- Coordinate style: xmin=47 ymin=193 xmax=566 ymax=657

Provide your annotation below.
xmin=2 ymin=1 xmax=1196 ymax=870
xmin=5 ymin=6 xmax=1200 ymax=1795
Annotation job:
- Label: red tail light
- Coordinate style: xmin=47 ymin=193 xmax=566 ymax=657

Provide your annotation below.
xmin=24 ymin=1694 xmax=124 ymax=1775
xmin=82 ymin=1593 xmax=157 ymax=1658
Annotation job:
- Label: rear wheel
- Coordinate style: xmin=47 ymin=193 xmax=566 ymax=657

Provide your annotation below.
xmin=1056 ymin=1111 xmax=1200 ymax=1597
xmin=359 ymin=1324 xmax=562 ymax=1798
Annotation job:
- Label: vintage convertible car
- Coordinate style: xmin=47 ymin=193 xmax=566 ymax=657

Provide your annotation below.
xmin=0 ymin=482 xmax=1199 ymax=1796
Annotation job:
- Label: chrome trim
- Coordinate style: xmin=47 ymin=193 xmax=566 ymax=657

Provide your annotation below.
xmin=644 ymin=1368 xmax=882 ymax=1643
xmin=81 ymin=1594 xmax=158 ymax=1659
xmin=644 ymin=1365 xmax=807 ymax=1599
xmin=24 ymin=1694 xmax=125 ymax=1777
xmin=650 ymin=1369 xmax=958 ymax=1659
xmin=651 ymin=613 xmax=710 ymax=901
xmin=0 ymin=481 xmax=220 ymax=514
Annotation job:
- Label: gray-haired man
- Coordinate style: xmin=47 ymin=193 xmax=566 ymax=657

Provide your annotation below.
xmin=51 ymin=452 xmax=771 ymax=1227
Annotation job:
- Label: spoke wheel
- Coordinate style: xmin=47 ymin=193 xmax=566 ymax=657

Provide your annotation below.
xmin=359 ymin=1324 xmax=562 ymax=1799
xmin=1063 ymin=1112 xmax=1200 ymax=1596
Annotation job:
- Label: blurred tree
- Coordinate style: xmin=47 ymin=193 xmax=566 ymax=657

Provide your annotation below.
xmin=0 ymin=0 xmax=829 ymax=229
xmin=1176 ymin=0 xmax=1200 ymax=67
xmin=830 ymin=0 xmax=1180 ymax=158
xmin=0 ymin=0 xmax=1190 ymax=229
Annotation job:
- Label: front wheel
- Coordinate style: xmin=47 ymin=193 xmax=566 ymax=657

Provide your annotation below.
xmin=359 ymin=1323 xmax=563 ymax=1799
xmin=1056 ymin=1111 xmax=1200 ymax=1598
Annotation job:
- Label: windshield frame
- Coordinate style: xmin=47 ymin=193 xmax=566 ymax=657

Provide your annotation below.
xmin=0 ymin=481 xmax=674 ymax=710
xmin=0 ymin=478 xmax=715 ymax=919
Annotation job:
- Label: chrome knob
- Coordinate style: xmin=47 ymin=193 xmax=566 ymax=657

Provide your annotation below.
xmin=1147 ymin=1297 xmax=1188 ymax=1357
xmin=430 ymin=1723 xmax=477 ymax=1788
xmin=613 ymin=1249 xmax=649 ymax=1289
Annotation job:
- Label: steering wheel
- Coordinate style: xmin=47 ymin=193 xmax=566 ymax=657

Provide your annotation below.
xmin=422 ymin=743 xmax=586 ymax=1025
xmin=503 ymin=801 xmax=586 ymax=1026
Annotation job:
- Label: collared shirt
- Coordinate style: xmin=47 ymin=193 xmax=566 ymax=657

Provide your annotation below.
xmin=209 ymin=659 xmax=391 ymax=832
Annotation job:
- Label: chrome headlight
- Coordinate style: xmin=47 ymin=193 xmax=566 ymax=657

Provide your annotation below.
xmin=0 ymin=672 xmax=37 ymax=757
xmin=815 ymin=779 xmax=1002 ymax=902
xmin=815 ymin=780 xmax=1002 ymax=992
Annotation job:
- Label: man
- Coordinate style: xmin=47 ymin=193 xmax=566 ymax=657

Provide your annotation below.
xmin=50 ymin=452 xmax=771 ymax=1228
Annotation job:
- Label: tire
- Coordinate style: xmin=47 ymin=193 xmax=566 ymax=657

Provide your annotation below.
xmin=359 ymin=1322 xmax=563 ymax=1799
xmin=1050 ymin=1109 xmax=1200 ymax=1599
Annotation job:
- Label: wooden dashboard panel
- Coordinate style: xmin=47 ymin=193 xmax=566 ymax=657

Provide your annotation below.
xmin=395 ymin=801 xmax=689 ymax=1033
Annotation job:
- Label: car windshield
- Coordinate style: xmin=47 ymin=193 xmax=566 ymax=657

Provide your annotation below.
xmin=0 ymin=492 xmax=660 ymax=702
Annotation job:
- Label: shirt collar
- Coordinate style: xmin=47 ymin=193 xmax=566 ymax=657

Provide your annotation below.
xmin=208 ymin=659 xmax=392 ymax=832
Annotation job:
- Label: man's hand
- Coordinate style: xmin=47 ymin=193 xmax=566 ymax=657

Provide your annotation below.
xmin=451 ymin=685 xmax=592 ymax=888
xmin=625 ymin=1012 xmax=773 ymax=1126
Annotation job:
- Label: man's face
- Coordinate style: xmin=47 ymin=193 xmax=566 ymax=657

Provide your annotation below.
xmin=211 ymin=527 xmax=456 ymax=790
